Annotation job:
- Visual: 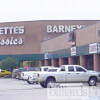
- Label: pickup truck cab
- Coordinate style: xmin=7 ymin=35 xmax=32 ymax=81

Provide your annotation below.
xmin=37 ymin=65 xmax=100 ymax=88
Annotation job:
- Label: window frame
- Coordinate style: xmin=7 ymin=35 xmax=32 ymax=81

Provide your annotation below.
xmin=68 ymin=66 xmax=75 ymax=72
xmin=75 ymin=66 xmax=87 ymax=72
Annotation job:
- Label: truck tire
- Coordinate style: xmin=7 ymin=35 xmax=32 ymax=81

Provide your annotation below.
xmin=27 ymin=78 xmax=34 ymax=84
xmin=46 ymin=78 xmax=56 ymax=88
xmin=88 ymin=77 xmax=97 ymax=86
xmin=40 ymin=82 xmax=46 ymax=88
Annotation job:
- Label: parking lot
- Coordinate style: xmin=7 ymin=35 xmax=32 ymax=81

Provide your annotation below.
xmin=0 ymin=78 xmax=100 ymax=100
xmin=0 ymin=78 xmax=46 ymax=100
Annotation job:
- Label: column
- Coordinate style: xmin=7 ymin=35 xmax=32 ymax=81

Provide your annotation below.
xmin=51 ymin=59 xmax=59 ymax=67
xmin=80 ymin=55 xmax=87 ymax=68
xmin=44 ymin=59 xmax=51 ymax=66
xmin=39 ymin=60 xmax=44 ymax=66
xmin=94 ymin=54 xmax=100 ymax=71
xmin=59 ymin=58 xmax=65 ymax=66
xmin=68 ymin=57 xmax=74 ymax=65
xmin=51 ymin=59 xmax=56 ymax=67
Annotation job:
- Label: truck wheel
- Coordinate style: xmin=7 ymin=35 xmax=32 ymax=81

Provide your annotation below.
xmin=27 ymin=78 xmax=34 ymax=84
xmin=40 ymin=82 xmax=46 ymax=88
xmin=88 ymin=77 xmax=97 ymax=86
xmin=46 ymin=78 xmax=55 ymax=88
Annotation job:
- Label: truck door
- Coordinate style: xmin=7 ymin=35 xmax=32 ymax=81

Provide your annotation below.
xmin=75 ymin=66 xmax=88 ymax=82
xmin=67 ymin=66 xmax=77 ymax=82
xmin=58 ymin=66 xmax=67 ymax=83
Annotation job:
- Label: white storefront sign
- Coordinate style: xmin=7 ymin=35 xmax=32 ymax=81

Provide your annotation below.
xmin=0 ymin=26 xmax=24 ymax=35
xmin=0 ymin=37 xmax=23 ymax=45
xmin=71 ymin=47 xmax=76 ymax=56
xmin=0 ymin=26 xmax=24 ymax=46
xmin=47 ymin=25 xmax=85 ymax=33
xmin=44 ymin=53 xmax=49 ymax=59
xmin=98 ymin=43 xmax=100 ymax=53
xmin=89 ymin=43 xmax=97 ymax=54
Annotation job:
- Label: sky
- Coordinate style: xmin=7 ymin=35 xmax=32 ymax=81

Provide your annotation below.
xmin=0 ymin=0 xmax=100 ymax=23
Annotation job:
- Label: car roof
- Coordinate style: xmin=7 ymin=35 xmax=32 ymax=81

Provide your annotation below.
xmin=61 ymin=65 xmax=80 ymax=67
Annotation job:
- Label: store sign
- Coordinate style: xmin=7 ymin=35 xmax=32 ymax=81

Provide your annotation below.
xmin=98 ymin=43 xmax=100 ymax=52
xmin=89 ymin=43 xmax=97 ymax=54
xmin=47 ymin=25 xmax=85 ymax=33
xmin=0 ymin=26 xmax=24 ymax=46
xmin=44 ymin=53 xmax=49 ymax=59
xmin=0 ymin=26 xmax=24 ymax=35
xmin=71 ymin=47 xmax=76 ymax=56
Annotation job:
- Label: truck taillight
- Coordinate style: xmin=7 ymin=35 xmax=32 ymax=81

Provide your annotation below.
xmin=37 ymin=73 xmax=39 ymax=77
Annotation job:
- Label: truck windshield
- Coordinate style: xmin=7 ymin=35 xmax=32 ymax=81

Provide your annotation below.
xmin=35 ymin=67 xmax=41 ymax=71
xmin=48 ymin=69 xmax=57 ymax=72
xmin=19 ymin=68 xmax=27 ymax=72
xmin=27 ymin=67 xmax=40 ymax=71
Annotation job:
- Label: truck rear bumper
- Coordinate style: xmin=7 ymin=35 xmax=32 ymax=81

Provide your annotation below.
xmin=29 ymin=77 xmax=38 ymax=83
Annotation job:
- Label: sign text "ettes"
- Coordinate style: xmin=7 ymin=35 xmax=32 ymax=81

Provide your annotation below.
xmin=0 ymin=26 xmax=24 ymax=35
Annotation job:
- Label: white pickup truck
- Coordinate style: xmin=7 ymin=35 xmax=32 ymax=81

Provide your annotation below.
xmin=36 ymin=65 xmax=100 ymax=88
xmin=21 ymin=66 xmax=54 ymax=84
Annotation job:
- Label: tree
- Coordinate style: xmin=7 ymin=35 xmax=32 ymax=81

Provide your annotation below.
xmin=0 ymin=57 xmax=19 ymax=71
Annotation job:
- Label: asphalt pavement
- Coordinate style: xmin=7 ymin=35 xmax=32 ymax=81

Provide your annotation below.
xmin=0 ymin=78 xmax=100 ymax=100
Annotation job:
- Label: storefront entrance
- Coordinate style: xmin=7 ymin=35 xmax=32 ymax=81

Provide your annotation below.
xmin=86 ymin=55 xmax=94 ymax=70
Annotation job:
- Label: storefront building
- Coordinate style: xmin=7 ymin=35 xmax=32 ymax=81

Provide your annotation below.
xmin=0 ymin=20 xmax=100 ymax=71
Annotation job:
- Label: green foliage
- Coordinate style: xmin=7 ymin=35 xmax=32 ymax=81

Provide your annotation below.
xmin=0 ymin=57 xmax=19 ymax=71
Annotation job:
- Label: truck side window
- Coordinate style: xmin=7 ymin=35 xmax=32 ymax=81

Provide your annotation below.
xmin=44 ymin=68 xmax=48 ymax=71
xmin=68 ymin=66 xmax=74 ymax=72
xmin=76 ymin=66 xmax=86 ymax=72
xmin=60 ymin=66 xmax=65 ymax=71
